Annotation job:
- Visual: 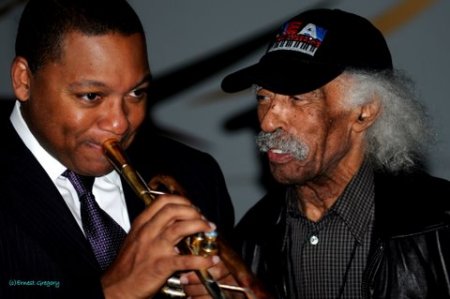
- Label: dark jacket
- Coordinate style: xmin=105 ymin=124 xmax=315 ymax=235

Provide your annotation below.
xmin=234 ymin=169 xmax=450 ymax=298
xmin=0 ymin=101 xmax=235 ymax=298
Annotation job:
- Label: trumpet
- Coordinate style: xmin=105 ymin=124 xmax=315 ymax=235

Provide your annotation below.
xmin=103 ymin=138 xmax=272 ymax=299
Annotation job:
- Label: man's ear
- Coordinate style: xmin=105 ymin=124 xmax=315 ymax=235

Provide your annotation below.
xmin=11 ymin=56 xmax=32 ymax=102
xmin=352 ymin=99 xmax=381 ymax=133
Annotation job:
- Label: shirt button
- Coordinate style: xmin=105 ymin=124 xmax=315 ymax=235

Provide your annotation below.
xmin=310 ymin=235 xmax=319 ymax=245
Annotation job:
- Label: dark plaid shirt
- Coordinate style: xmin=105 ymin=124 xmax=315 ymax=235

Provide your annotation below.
xmin=284 ymin=162 xmax=375 ymax=299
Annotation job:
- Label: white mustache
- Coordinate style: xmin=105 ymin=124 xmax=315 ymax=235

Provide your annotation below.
xmin=255 ymin=129 xmax=309 ymax=161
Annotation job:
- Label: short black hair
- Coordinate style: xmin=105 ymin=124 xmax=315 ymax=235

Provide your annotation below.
xmin=15 ymin=0 xmax=145 ymax=73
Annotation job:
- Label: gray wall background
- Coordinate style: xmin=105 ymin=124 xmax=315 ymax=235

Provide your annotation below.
xmin=1 ymin=0 xmax=449 ymax=222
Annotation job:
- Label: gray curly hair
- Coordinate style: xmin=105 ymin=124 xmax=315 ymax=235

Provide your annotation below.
xmin=343 ymin=69 xmax=434 ymax=172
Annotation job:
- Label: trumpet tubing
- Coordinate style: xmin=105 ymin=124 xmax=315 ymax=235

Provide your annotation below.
xmin=102 ymin=138 xmax=272 ymax=299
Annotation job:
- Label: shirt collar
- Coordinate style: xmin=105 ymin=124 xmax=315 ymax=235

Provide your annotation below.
xmin=10 ymin=101 xmax=66 ymax=182
xmin=286 ymin=160 xmax=375 ymax=243
xmin=332 ymin=161 xmax=375 ymax=243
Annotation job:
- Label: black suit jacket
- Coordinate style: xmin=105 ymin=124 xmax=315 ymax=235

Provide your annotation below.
xmin=0 ymin=101 xmax=235 ymax=298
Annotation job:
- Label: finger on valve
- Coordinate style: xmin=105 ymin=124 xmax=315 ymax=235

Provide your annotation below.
xmin=101 ymin=199 xmax=217 ymax=298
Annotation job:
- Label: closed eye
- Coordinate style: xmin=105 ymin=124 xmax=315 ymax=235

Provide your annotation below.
xmin=291 ymin=95 xmax=305 ymax=102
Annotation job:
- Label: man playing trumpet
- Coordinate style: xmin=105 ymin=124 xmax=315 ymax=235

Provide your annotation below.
xmin=0 ymin=0 xmax=235 ymax=298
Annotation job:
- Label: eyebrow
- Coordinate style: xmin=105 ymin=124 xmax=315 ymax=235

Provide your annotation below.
xmin=67 ymin=73 xmax=153 ymax=91
xmin=309 ymin=88 xmax=324 ymax=98
xmin=67 ymin=80 xmax=107 ymax=90
xmin=134 ymin=73 xmax=152 ymax=88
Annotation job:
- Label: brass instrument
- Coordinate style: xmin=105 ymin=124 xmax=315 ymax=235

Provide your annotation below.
xmin=103 ymin=138 xmax=272 ymax=299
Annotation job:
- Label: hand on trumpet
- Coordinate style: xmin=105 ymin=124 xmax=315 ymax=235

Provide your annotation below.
xmin=100 ymin=193 xmax=220 ymax=299
xmin=180 ymin=262 xmax=245 ymax=299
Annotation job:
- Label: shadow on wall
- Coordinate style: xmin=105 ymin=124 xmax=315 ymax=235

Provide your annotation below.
xmin=4 ymin=0 xmax=434 ymax=197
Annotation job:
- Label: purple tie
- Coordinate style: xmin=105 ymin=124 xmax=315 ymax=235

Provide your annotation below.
xmin=63 ymin=170 xmax=126 ymax=271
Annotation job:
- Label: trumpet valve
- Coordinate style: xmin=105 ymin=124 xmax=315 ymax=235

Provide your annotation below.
xmin=200 ymin=230 xmax=219 ymax=256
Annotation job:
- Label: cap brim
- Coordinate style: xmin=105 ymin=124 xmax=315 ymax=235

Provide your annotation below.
xmin=221 ymin=55 xmax=344 ymax=95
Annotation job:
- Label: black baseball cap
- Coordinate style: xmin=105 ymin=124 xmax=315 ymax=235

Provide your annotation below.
xmin=221 ymin=9 xmax=393 ymax=95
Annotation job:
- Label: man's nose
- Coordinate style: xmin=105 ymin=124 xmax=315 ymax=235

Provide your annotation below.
xmin=98 ymin=99 xmax=129 ymax=136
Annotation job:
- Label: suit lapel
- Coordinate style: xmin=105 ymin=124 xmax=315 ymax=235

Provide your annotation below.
xmin=2 ymin=117 xmax=145 ymax=273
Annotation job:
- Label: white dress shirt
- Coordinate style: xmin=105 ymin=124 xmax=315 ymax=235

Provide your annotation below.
xmin=10 ymin=101 xmax=131 ymax=233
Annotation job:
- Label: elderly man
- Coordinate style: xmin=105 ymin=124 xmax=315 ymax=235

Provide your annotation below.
xmin=219 ymin=8 xmax=450 ymax=299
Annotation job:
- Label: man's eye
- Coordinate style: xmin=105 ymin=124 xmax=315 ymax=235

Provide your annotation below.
xmin=291 ymin=95 xmax=307 ymax=102
xmin=81 ymin=93 xmax=100 ymax=101
xmin=256 ymin=94 xmax=269 ymax=102
xmin=129 ymin=88 xmax=148 ymax=100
